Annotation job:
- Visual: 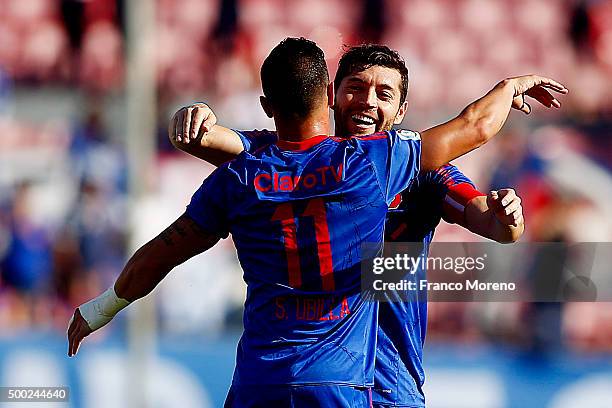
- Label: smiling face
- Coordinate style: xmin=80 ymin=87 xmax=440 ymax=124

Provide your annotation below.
xmin=333 ymin=65 xmax=408 ymax=136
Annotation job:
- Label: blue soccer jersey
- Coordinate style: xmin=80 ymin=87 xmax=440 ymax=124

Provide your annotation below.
xmin=374 ymin=164 xmax=482 ymax=407
xmin=186 ymin=131 xmax=421 ymax=387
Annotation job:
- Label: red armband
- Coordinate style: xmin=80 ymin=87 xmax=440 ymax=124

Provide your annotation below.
xmin=442 ymin=183 xmax=486 ymax=224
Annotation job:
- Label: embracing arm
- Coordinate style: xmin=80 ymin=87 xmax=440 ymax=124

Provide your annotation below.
xmin=445 ymin=188 xmax=525 ymax=243
xmin=114 ymin=215 xmax=219 ymax=301
xmin=419 ymin=75 xmax=567 ymax=171
xmin=168 ymin=103 xmax=244 ymax=166
xmin=67 ymin=214 xmax=220 ymax=356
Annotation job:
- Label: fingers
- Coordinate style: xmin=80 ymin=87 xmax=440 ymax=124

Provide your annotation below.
xmin=512 ymin=95 xmax=524 ymax=110
xmin=182 ymin=107 xmax=192 ymax=144
xmin=487 ymin=190 xmax=499 ymax=209
xmin=501 ymin=205 xmax=523 ymax=227
xmin=190 ymin=107 xmax=216 ymax=140
xmin=495 ymin=189 xmax=523 ymax=226
xmin=175 ymin=109 xmax=186 ymax=142
xmin=170 ymin=103 xmax=215 ymax=146
xmin=502 ymin=197 xmax=521 ymax=216
xmin=526 ymin=86 xmax=561 ymax=109
xmin=512 ymin=95 xmax=531 ymax=114
xmin=202 ymin=109 xmax=216 ymax=133
xmin=68 ymin=322 xmax=86 ymax=357
xmin=514 ymin=213 xmax=524 ymax=226
xmin=67 ymin=309 xmax=80 ymax=357
xmin=189 ymin=108 xmax=202 ymax=140
xmin=534 ymin=76 xmax=568 ymax=94
xmin=522 ymin=102 xmax=531 ymax=115
xmin=497 ymin=188 xmax=515 ymax=205
xmin=168 ymin=113 xmax=179 ymax=143
xmin=67 ymin=309 xmax=92 ymax=357
xmin=512 ymin=75 xmax=568 ymax=97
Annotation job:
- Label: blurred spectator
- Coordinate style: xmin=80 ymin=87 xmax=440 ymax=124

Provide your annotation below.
xmin=212 ymin=0 xmax=239 ymax=50
xmin=1 ymin=183 xmax=52 ymax=294
xmin=360 ymin=0 xmax=386 ymax=43
xmin=68 ymin=104 xmax=127 ymax=194
xmin=60 ymin=0 xmax=86 ymax=52
xmin=569 ymin=0 xmax=592 ymax=58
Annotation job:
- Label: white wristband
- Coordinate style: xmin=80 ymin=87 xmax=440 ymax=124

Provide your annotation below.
xmin=78 ymin=287 xmax=130 ymax=331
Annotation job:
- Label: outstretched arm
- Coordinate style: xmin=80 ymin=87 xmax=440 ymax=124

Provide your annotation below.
xmin=168 ymin=103 xmax=245 ymax=166
xmin=419 ymin=75 xmax=568 ymax=171
xmin=67 ymin=214 xmax=220 ymax=356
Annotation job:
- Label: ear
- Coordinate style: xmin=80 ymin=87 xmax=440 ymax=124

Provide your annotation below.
xmin=260 ymin=96 xmax=273 ymax=118
xmin=394 ymin=101 xmax=408 ymax=125
xmin=327 ymin=82 xmax=334 ymax=108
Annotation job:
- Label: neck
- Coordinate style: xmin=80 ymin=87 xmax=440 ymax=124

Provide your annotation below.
xmin=274 ymin=108 xmax=331 ymax=142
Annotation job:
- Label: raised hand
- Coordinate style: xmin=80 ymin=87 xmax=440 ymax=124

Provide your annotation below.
xmin=507 ymin=75 xmax=568 ymax=114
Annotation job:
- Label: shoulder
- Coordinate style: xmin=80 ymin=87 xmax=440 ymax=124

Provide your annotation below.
xmin=233 ymin=129 xmax=277 ymax=139
xmin=332 ymin=132 xmax=389 ymax=151
xmin=393 ymin=129 xmax=421 ymax=141
xmin=233 ymin=129 xmax=278 ymax=152
xmin=411 ymin=163 xmax=475 ymax=192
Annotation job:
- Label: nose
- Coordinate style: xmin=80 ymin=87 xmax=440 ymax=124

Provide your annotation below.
xmin=357 ymin=87 xmax=377 ymax=109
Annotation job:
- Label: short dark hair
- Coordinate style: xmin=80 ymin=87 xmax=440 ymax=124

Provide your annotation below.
xmin=334 ymin=44 xmax=409 ymax=104
xmin=260 ymin=37 xmax=329 ymax=118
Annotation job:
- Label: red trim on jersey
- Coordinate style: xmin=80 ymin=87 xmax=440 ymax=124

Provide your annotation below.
xmin=330 ymin=132 xmax=388 ymax=142
xmin=433 ymin=164 xmax=456 ymax=187
xmin=447 ymin=183 xmax=485 ymax=205
xmin=352 ymin=133 xmax=387 ymax=141
xmin=389 ymin=222 xmax=408 ymax=241
xmin=276 ymin=135 xmax=329 ymax=151
xmin=389 ymin=193 xmax=402 ymax=209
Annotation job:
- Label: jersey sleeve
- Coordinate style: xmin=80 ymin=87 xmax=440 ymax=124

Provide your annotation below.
xmin=232 ymin=129 xmax=278 ymax=153
xmin=185 ymin=166 xmax=231 ymax=238
xmin=431 ymin=164 xmax=486 ymax=224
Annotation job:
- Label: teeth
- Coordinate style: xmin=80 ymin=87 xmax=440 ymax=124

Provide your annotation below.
xmin=352 ymin=114 xmax=375 ymax=125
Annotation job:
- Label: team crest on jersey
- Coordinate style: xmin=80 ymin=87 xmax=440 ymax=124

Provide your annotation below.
xmin=396 ymin=129 xmax=420 ymax=141
xmin=389 ymin=193 xmax=403 ymax=209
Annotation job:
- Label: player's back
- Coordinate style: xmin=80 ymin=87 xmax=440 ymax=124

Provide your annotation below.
xmin=186 ymin=131 xmax=421 ymax=387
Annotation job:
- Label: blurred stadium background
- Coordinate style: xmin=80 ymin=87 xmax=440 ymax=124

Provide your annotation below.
xmin=0 ymin=0 xmax=611 ymax=407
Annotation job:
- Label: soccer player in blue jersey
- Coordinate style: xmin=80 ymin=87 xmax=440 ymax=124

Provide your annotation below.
xmin=168 ymin=44 xmax=566 ymax=407
xmin=67 ymin=38 xmax=517 ymax=407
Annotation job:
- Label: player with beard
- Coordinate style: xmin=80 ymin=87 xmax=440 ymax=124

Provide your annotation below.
xmin=168 ymin=44 xmax=566 ymax=407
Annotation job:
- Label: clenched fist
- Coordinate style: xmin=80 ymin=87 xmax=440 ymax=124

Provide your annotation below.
xmin=487 ymin=188 xmax=524 ymax=227
xmin=168 ymin=102 xmax=217 ymax=145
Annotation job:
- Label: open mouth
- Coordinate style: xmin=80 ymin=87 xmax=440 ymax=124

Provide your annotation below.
xmin=351 ymin=114 xmax=376 ymax=127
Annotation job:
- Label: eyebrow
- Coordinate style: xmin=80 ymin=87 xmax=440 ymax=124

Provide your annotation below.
xmin=377 ymin=84 xmax=396 ymax=93
xmin=345 ymin=77 xmax=366 ymax=85
xmin=346 ymin=77 xmax=397 ymax=93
